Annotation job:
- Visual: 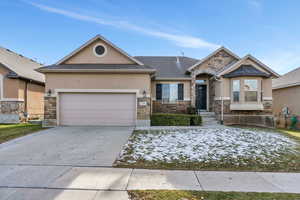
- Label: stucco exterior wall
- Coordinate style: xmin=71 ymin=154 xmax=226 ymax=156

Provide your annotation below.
xmin=273 ymin=86 xmax=300 ymax=116
xmin=27 ymin=82 xmax=45 ymax=118
xmin=45 ymin=73 xmax=151 ymax=96
xmin=62 ymin=38 xmax=136 ymax=65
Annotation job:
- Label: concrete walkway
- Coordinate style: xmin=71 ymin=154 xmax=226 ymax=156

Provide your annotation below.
xmin=0 ymin=166 xmax=299 ymax=199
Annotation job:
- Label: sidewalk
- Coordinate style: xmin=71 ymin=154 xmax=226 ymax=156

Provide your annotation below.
xmin=0 ymin=165 xmax=299 ymax=199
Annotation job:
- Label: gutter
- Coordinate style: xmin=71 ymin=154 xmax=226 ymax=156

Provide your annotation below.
xmin=36 ymin=68 xmax=156 ymax=74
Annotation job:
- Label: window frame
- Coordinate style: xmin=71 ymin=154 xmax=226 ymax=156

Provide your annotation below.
xmin=231 ymin=78 xmax=261 ymax=104
xmin=156 ymin=83 xmax=184 ymax=103
xmin=244 ymin=79 xmax=259 ymax=102
xmin=232 ymin=79 xmax=240 ymax=103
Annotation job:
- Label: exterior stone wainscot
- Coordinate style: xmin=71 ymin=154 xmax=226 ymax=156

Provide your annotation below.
xmin=0 ymin=101 xmax=25 ymax=123
xmin=43 ymin=96 xmax=57 ymax=127
xmin=214 ymin=100 xmax=275 ymax=128
xmin=137 ymin=97 xmax=151 ymax=126
xmin=152 ymin=100 xmax=191 ymax=114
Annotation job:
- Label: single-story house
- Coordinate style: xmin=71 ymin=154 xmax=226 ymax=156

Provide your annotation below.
xmin=37 ymin=35 xmax=279 ymax=127
xmin=273 ymin=67 xmax=300 ymax=129
xmin=0 ymin=46 xmax=45 ymax=123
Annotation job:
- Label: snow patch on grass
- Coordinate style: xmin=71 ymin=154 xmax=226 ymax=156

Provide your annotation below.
xmin=118 ymin=127 xmax=299 ymax=165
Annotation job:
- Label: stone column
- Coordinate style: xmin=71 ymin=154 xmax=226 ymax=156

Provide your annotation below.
xmin=43 ymin=96 xmax=57 ymax=127
xmin=190 ymin=73 xmax=196 ymax=107
xmin=137 ymin=97 xmax=151 ymax=126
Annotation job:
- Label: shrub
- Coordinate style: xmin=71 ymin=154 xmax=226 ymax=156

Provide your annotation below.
xmin=190 ymin=115 xmax=202 ymax=126
xmin=187 ymin=106 xmax=197 ymax=114
xmin=151 ymin=113 xmax=202 ymax=126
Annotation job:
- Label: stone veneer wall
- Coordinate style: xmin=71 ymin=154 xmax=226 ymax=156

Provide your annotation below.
xmin=152 ymin=100 xmax=191 ymax=114
xmin=0 ymin=101 xmax=25 ymax=123
xmin=43 ymin=96 xmax=57 ymax=127
xmin=190 ymin=50 xmax=238 ymax=107
xmin=137 ymin=97 xmax=151 ymax=120
xmin=43 ymin=96 xmax=151 ymax=127
xmin=213 ymin=100 xmax=275 ymax=128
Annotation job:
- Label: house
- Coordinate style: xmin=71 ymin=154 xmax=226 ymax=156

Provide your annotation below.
xmin=0 ymin=46 xmax=45 ymax=123
xmin=37 ymin=35 xmax=279 ymax=127
xmin=273 ymin=67 xmax=300 ymax=129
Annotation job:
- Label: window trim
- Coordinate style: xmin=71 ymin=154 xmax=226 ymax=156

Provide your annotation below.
xmin=244 ymin=79 xmax=258 ymax=102
xmin=231 ymin=78 xmax=261 ymax=104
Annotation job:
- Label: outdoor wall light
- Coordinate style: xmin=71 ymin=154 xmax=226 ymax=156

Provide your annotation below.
xmin=47 ymin=89 xmax=52 ymax=96
xmin=143 ymin=90 xmax=147 ymax=98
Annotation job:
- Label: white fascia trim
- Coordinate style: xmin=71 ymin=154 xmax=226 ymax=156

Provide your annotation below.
xmin=52 ymin=89 xmax=150 ymax=97
xmin=0 ymin=98 xmax=24 ymax=102
xmin=230 ymin=103 xmax=264 ymax=111
xmin=263 ymin=97 xmax=273 ymax=100
xmin=187 ymin=46 xmax=240 ymax=72
xmin=55 ymin=35 xmax=144 ymax=65
xmin=273 ymin=82 xmax=300 ymax=90
xmin=214 ymin=97 xmax=231 ymax=100
xmin=218 ymin=54 xmax=280 ymax=78
xmin=155 ymin=77 xmax=192 ymax=81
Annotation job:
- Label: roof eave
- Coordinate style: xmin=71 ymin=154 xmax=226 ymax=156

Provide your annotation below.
xmin=273 ymin=82 xmax=300 ymax=90
xmin=36 ymin=68 xmax=156 ymax=74
xmin=154 ymin=77 xmax=192 ymax=81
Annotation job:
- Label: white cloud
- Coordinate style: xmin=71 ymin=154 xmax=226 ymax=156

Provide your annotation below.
xmin=26 ymin=2 xmax=219 ymax=50
xmin=262 ymin=50 xmax=300 ymax=75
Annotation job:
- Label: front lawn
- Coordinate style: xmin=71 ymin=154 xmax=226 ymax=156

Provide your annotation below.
xmin=115 ymin=127 xmax=300 ymax=172
xmin=129 ymin=190 xmax=300 ymax=200
xmin=278 ymin=129 xmax=300 ymax=139
xmin=0 ymin=123 xmax=44 ymax=144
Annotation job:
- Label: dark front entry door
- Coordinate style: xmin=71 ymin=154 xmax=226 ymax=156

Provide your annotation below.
xmin=196 ymin=84 xmax=207 ymax=110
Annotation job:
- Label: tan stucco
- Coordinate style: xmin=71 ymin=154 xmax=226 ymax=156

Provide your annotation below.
xmin=27 ymin=82 xmax=45 ymax=117
xmin=273 ymin=86 xmax=300 ymax=116
xmin=62 ymin=38 xmax=136 ymax=65
xmin=45 ymin=73 xmax=151 ymax=96
xmin=151 ymin=80 xmax=191 ymax=100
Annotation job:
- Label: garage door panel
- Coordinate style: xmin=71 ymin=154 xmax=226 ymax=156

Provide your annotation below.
xmin=59 ymin=93 xmax=136 ymax=126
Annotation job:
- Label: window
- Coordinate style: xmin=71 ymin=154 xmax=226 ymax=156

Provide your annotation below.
xmin=196 ymin=80 xmax=206 ymax=84
xmin=244 ymin=79 xmax=258 ymax=102
xmin=93 ymin=44 xmax=106 ymax=57
xmin=232 ymin=80 xmax=240 ymax=102
xmin=156 ymin=83 xmax=184 ymax=102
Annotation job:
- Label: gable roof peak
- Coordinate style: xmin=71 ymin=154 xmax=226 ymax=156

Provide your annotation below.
xmin=218 ymin=54 xmax=280 ymax=78
xmin=55 ymin=34 xmax=144 ymax=65
xmin=187 ymin=46 xmax=240 ymax=72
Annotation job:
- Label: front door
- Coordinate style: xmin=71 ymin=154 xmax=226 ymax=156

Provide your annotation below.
xmin=196 ymin=84 xmax=207 ymax=110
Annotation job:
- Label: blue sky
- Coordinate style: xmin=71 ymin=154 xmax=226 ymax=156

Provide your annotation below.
xmin=1 ymin=0 xmax=300 ymax=74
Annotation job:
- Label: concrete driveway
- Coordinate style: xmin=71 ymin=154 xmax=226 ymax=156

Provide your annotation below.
xmin=0 ymin=126 xmax=133 ymax=166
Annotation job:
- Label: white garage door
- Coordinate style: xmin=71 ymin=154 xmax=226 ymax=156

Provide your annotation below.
xmin=59 ymin=93 xmax=136 ymax=126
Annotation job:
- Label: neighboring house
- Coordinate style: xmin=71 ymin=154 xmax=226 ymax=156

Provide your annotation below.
xmin=273 ymin=67 xmax=300 ymax=129
xmin=37 ymin=35 xmax=279 ymax=127
xmin=0 ymin=47 xmax=45 ymax=123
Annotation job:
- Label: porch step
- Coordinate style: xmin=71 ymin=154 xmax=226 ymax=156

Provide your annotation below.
xmin=200 ymin=112 xmax=219 ymax=126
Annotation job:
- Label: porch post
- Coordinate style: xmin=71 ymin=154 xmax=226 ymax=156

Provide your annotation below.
xmin=191 ymin=72 xmax=196 ymax=107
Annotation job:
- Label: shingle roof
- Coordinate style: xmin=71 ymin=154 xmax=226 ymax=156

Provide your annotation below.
xmin=0 ymin=47 xmax=45 ymax=83
xmin=273 ymin=67 xmax=300 ymax=89
xmin=134 ymin=56 xmax=199 ymax=78
xmin=223 ymin=64 xmax=271 ymax=78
